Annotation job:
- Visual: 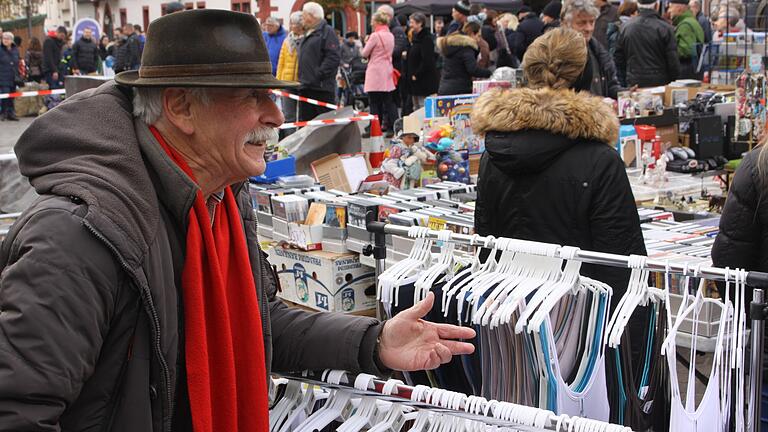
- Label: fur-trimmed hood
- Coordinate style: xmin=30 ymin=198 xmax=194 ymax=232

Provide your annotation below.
xmin=437 ymin=33 xmax=478 ymax=57
xmin=472 ymin=87 xmax=620 ymax=174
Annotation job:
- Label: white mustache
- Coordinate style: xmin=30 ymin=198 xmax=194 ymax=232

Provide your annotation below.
xmin=244 ymin=128 xmax=279 ymax=144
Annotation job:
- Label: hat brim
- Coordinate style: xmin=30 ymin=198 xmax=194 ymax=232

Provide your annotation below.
xmin=114 ymin=70 xmax=300 ymax=89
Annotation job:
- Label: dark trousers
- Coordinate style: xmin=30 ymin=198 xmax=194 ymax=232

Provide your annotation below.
xmin=297 ymin=89 xmax=334 ymax=122
xmin=0 ymin=86 xmax=15 ymax=117
xmin=368 ymin=91 xmax=397 ymax=132
xmin=279 ymin=96 xmax=299 ymax=140
xmin=45 ymin=72 xmax=62 ymax=89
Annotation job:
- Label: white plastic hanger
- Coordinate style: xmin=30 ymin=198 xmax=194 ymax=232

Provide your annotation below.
xmin=269 ymin=379 xmax=303 ymax=432
xmin=414 ymin=229 xmax=455 ymax=304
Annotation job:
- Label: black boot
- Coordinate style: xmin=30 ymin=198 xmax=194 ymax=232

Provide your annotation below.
xmin=6 ymin=112 xmax=18 ymax=121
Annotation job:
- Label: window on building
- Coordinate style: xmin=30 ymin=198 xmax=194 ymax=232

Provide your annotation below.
xmin=120 ymin=8 xmax=127 ymax=27
xmin=231 ymin=0 xmax=250 ymax=13
xmin=143 ymin=6 xmax=149 ymax=32
xmin=185 ymin=2 xmax=193 ymax=9
xmin=161 ymin=3 xmax=167 ymax=14
xmin=196 ymin=1 xmax=206 ymax=8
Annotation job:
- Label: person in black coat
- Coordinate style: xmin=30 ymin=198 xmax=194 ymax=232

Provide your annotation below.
xmin=515 ymin=6 xmax=545 ymax=58
xmin=614 ymin=0 xmax=679 ymax=87
xmin=72 ymin=28 xmax=99 ymax=74
xmin=42 ymin=27 xmax=66 ymax=89
xmin=562 ymin=0 xmax=623 ymax=98
xmin=0 ymin=32 xmax=20 ymax=120
xmin=297 ymin=2 xmax=341 ymax=121
xmin=437 ymin=22 xmax=491 ymax=95
xmin=473 ymin=28 xmax=646 ymax=343
xmin=712 ymin=147 xmax=768 ymax=373
xmin=407 ymin=13 xmax=439 ymax=108
xmin=541 ymin=0 xmax=562 ymax=32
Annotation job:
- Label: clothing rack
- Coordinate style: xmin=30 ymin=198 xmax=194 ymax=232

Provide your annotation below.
xmin=364 ymin=221 xmax=768 ymax=432
xmin=278 ymin=371 xmax=633 ymax=431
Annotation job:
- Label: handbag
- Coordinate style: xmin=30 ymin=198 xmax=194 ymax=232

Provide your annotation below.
xmin=392 ymin=68 xmax=401 ymax=86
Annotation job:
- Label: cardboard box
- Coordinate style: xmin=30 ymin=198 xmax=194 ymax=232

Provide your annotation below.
xmin=269 ymin=247 xmax=376 ymax=313
xmin=664 ymin=84 xmax=701 ymax=106
xmin=311 ymin=153 xmax=372 ymax=193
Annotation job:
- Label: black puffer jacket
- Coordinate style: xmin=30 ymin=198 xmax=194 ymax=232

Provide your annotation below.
xmin=298 ymin=21 xmax=341 ymax=93
xmin=407 ymin=27 xmax=439 ymax=96
xmin=437 ymin=33 xmax=491 ymax=95
xmin=712 ymin=147 xmax=768 ymax=374
xmin=72 ymin=36 xmax=99 ymax=74
xmin=42 ymin=36 xmax=63 ymax=75
xmin=614 ymin=8 xmax=680 ymax=87
xmin=472 ymin=87 xmax=646 ymax=305
xmin=713 ymin=148 xmax=768 ymax=299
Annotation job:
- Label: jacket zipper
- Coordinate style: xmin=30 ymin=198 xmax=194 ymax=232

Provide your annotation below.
xmin=83 ymin=221 xmax=173 ymax=432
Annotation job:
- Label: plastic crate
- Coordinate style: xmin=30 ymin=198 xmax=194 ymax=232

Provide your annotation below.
xmin=251 ymin=156 xmax=296 ymax=184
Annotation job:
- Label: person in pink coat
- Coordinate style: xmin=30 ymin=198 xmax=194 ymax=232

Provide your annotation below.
xmin=362 ymin=11 xmax=397 ymax=136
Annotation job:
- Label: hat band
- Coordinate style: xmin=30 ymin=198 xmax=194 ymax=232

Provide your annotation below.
xmin=139 ymin=61 xmax=273 ymax=78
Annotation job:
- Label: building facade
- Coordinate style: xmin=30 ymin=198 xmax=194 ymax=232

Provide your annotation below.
xmin=41 ymin=0 xmax=394 ymax=39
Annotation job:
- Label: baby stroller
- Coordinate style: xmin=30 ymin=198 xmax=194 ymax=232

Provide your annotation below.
xmin=339 ymin=57 xmax=368 ymax=112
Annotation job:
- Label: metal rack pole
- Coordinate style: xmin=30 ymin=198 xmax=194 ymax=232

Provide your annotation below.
xmin=279 ymin=371 xmax=631 ymax=431
xmin=751 ymin=289 xmax=766 ymax=432
xmin=366 ymin=221 xmax=768 ymax=430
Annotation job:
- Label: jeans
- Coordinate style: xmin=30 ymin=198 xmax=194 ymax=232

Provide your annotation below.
xmin=0 ymin=86 xmax=15 ymax=117
xmin=368 ymin=91 xmax=397 ymax=132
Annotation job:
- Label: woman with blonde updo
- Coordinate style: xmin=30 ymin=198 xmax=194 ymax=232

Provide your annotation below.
xmin=473 ymin=27 xmax=646 ymax=340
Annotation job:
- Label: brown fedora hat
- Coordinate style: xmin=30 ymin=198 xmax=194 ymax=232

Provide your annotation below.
xmin=115 ymin=9 xmax=298 ymax=88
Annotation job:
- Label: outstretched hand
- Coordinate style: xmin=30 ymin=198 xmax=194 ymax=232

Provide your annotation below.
xmin=378 ymin=292 xmax=476 ymax=371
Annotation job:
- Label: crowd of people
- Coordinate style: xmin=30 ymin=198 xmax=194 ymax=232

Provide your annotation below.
xmin=0 ymin=22 xmax=146 ymax=120
xmin=0 ymin=0 xmax=753 ymax=127
xmin=257 ymin=0 xmax=750 ymax=136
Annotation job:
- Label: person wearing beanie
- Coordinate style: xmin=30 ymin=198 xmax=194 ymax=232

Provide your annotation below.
xmin=515 ymin=4 xmax=545 ymax=57
xmin=614 ymin=0 xmax=680 ymax=87
xmin=473 ymin=28 xmax=647 ymax=367
xmin=541 ymin=0 xmax=562 ymax=31
xmin=445 ymin=0 xmax=471 ymax=35
xmin=668 ymin=0 xmax=704 ymax=78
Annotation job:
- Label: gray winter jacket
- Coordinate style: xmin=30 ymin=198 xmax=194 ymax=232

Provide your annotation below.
xmin=0 ymin=81 xmax=384 ymax=431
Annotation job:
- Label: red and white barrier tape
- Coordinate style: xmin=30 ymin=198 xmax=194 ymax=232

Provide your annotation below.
xmin=271 ymin=89 xmax=341 ymax=110
xmin=0 ymin=88 xmax=66 ymax=100
xmin=279 ymin=114 xmax=376 ymax=129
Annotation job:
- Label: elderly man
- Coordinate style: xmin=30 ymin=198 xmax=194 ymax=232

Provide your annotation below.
xmin=562 ymin=0 xmax=622 ymax=98
xmin=614 ymin=0 xmax=679 ymax=87
xmin=262 ymin=16 xmax=287 ymax=76
xmin=668 ymin=0 xmax=704 ymax=79
xmin=0 ymin=10 xmax=475 ymax=431
xmin=689 ymin=0 xmax=713 ymax=42
xmin=297 ymin=2 xmax=340 ymax=121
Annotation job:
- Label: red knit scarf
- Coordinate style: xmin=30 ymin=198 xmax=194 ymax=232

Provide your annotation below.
xmin=150 ymin=126 xmax=269 ymax=432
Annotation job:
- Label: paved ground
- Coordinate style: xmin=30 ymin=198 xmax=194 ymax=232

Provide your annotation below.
xmin=0 ymin=117 xmax=34 ymax=154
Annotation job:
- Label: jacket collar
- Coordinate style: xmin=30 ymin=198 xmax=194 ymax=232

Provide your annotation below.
xmin=134 ymin=119 xmax=198 ymax=234
xmin=639 ymin=8 xmax=661 ymax=18
xmin=472 ymin=87 xmax=619 ymax=144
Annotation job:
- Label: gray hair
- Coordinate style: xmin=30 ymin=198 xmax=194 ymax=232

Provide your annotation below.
xmin=562 ymin=0 xmax=600 ymax=22
xmin=289 ymin=11 xmax=303 ymax=25
xmin=1 ymin=32 xmax=13 ymax=40
xmin=265 ymin=16 xmax=280 ymax=25
xmin=377 ymin=4 xmax=395 ymax=18
xmin=303 ymin=2 xmax=324 ymax=19
xmin=133 ymin=87 xmax=211 ymax=125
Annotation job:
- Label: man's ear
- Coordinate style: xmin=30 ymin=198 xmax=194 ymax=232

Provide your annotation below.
xmin=161 ymin=88 xmax=195 ymax=135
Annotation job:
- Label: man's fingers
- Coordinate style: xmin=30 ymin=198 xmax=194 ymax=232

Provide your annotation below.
xmin=434 ymin=343 xmax=452 ymax=364
xmin=439 ymin=340 xmax=476 ymax=356
xmin=400 ymin=291 xmax=435 ymax=320
xmin=434 ymin=323 xmax=476 ymax=340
